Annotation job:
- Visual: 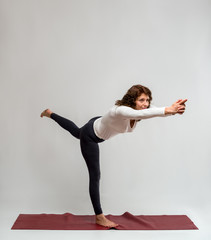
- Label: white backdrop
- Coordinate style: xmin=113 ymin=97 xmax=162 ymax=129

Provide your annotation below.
xmin=1 ymin=0 xmax=211 ymax=239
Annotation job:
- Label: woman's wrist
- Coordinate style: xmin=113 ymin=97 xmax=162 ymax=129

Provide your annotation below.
xmin=165 ymin=107 xmax=171 ymax=115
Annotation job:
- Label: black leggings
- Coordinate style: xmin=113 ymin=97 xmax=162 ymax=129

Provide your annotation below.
xmin=50 ymin=113 xmax=104 ymax=215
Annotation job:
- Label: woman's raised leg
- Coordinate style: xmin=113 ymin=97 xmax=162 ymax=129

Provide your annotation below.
xmin=40 ymin=109 xmax=80 ymax=139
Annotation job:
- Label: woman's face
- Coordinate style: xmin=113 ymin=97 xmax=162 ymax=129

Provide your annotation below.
xmin=135 ymin=93 xmax=150 ymax=110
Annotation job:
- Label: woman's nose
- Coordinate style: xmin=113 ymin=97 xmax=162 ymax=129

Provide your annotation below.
xmin=144 ymin=101 xmax=148 ymax=107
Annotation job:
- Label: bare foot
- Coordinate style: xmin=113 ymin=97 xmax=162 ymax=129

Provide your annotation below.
xmin=96 ymin=214 xmax=118 ymax=228
xmin=40 ymin=109 xmax=53 ymax=118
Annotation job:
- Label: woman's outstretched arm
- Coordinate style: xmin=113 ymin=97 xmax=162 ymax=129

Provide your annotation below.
xmin=115 ymin=99 xmax=187 ymax=120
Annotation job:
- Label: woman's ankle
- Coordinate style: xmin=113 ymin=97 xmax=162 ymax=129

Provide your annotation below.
xmin=96 ymin=213 xmax=104 ymax=219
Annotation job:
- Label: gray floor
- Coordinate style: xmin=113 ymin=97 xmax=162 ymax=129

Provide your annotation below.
xmin=1 ymin=207 xmax=210 ymax=240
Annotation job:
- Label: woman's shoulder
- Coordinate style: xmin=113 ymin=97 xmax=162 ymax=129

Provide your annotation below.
xmin=106 ymin=105 xmax=130 ymax=117
xmin=110 ymin=105 xmax=136 ymax=118
xmin=110 ymin=105 xmax=132 ymax=112
xmin=112 ymin=105 xmax=131 ymax=110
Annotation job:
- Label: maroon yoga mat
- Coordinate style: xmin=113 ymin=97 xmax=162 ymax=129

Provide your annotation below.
xmin=11 ymin=212 xmax=198 ymax=230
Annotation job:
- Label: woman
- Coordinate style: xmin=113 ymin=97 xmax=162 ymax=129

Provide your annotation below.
xmin=40 ymin=84 xmax=187 ymax=228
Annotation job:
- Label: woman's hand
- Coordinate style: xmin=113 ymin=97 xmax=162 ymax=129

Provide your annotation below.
xmin=165 ymin=99 xmax=187 ymax=115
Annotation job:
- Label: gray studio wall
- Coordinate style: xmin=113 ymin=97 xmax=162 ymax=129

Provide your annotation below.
xmin=1 ymin=0 xmax=210 ymax=219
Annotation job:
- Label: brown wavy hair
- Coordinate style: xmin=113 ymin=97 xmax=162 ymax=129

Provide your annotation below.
xmin=115 ymin=84 xmax=152 ymax=108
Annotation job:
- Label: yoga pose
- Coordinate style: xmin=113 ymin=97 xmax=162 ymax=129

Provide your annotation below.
xmin=40 ymin=84 xmax=187 ymax=228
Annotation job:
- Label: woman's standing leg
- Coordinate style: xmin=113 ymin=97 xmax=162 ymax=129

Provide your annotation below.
xmin=80 ymin=134 xmax=103 ymax=215
xmin=80 ymin=119 xmax=118 ymax=228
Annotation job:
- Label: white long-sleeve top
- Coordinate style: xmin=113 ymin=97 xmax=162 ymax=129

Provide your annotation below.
xmin=93 ymin=105 xmax=166 ymax=140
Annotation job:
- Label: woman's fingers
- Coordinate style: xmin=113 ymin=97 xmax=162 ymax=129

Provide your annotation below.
xmin=176 ymin=99 xmax=187 ymax=105
xmin=175 ymin=102 xmax=186 ymax=114
xmin=175 ymin=99 xmax=187 ymax=113
xmin=178 ymin=99 xmax=188 ymax=105
xmin=169 ymin=99 xmax=187 ymax=115
xmin=177 ymin=104 xmax=186 ymax=114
